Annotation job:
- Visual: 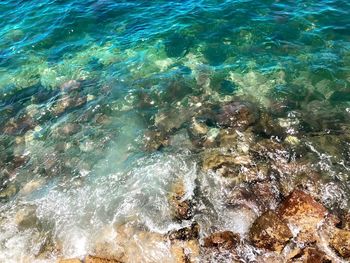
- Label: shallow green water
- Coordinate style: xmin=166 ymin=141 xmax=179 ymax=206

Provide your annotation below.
xmin=0 ymin=0 xmax=350 ymax=262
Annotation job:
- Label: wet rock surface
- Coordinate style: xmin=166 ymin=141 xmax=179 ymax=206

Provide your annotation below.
xmin=249 ymin=210 xmax=292 ymax=252
xmin=277 ymin=190 xmax=327 ymax=242
xmin=168 ymin=179 xmax=193 ymax=221
xmin=203 ymin=231 xmax=240 ymax=250
xmin=216 ymin=101 xmax=258 ymax=130
xmin=330 ymin=228 xmax=350 ymax=259
xmin=1 ymin=86 xmax=350 ymax=262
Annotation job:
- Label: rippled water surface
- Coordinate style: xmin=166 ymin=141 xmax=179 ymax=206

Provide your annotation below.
xmin=0 ymin=0 xmax=350 ymax=262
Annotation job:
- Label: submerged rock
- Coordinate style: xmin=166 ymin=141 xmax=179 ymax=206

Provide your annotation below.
xmin=15 ymin=205 xmax=39 ymax=230
xmin=277 ymin=190 xmax=327 ymax=243
xmin=168 ymin=223 xmax=200 ymax=241
xmin=154 ymin=107 xmax=190 ymax=133
xmin=203 ymin=231 xmax=240 ymax=250
xmin=286 ymin=247 xmax=330 ymax=263
xmin=216 ymin=101 xmax=258 ymax=130
xmin=60 ymin=80 xmax=81 ymax=93
xmin=0 ymin=184 xmax=18 ymax=202
xmin=51 ymin=95 xmax=87 ymax=116
xmin=218 ymin=128 xmax=254 ymax=153
xmin=58 ymin=259 xmax=82 ymax=263
xmin=143 ymin=129 xmax=168 ymax=151
xmin=168 ymin=180 xmax=193 ymax=220
xmin=55 ymin=123 xmax=81 ymax=137
xmin=3 ymin=114 xmax=36 ymax=135
xmin=249 ymin=210 xmax=292 ymax=252
xmin=202 ymin=150 xmax=251 ymax=171
xmin=171 ymin=239 xmax=200 ymax=263
xmin=255 ymin=111 xmax=285 ymax=137
xmin=250 ymin=138 xmax=290 ymax=162
xmin=85 ymin=255 xmax=122 ymax=263
xmin=93 ymin=223 xmax=174 ymax=262
xmin=329 ymin=228 xmax=350 ymax=259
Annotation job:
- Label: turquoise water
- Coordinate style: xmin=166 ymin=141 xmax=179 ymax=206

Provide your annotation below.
xmin=0 ymin=0 xmax=350 ymax=262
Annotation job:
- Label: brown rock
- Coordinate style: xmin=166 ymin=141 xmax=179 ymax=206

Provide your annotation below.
xmin=255 ymin=112 xmax=285 ymax=137
xmin=329 ymin=228 xmax=350 ymax=259
xmin=249 ymin=210 xmax=292 ymax=252
xmin=168 ymin=180 xmax=192 ymax=220
xmin=338 ymin=212 xmax=350 ymax=231
xmin=171 ymin=239 xmax=200 ymax=263
xmin=277 ymin=190 xmax=327 ymax=242
xmin=204 ymin=231 xmax=240 ymax=250
xmin=216 ymin=101 xmax=258 ymax=130
xmin=52 ymin=95 xmax=87 ymax=115
xmin=143 ymin=129 xmax=168 ymax=151
xmin=107 ymin=223 xmax=173 ymax=263
xmin=251 ymin=181 xmax=280 ymax=212
xmin=58 ymin=259 xmax=81 ymax=263
xmin=168 ymin=223 xmax=200 ymax=241
xmin=202 ymin=151 xmax=251 ymax=171
xmin=287 ymin=247 xmax=331 ymax=263
xmin=85 ymin=255 xmax=122 ymax=263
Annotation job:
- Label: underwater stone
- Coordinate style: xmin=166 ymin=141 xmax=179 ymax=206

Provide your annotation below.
xmin=57 ymin=123 xmax=82 ymax=136
xmin=171 ymin=239 xmax=200 ymax=263
xmin=202 ymin=150 xmax=251 ymax=171
xmin=216 ymin=101 xmax=258 ymax=130
xmin=58 ymin=259 xmax=81 ymax=263
xmin=249 ymin=210 xmax=292 ymax=252
xmin=19 ymin=179 xmax=45 ymax=196
xmin=255 ymin=111 xmax=285 ymax=138
xmin=85 ymin=255 xmax=122 ymax=263
xmin=52 ymin=95 xmax=87 ymax=116
xmin=329 ymin=228 xmax=350 ymax=259
xmin=0 ymin=184 xmax=18 ymax=202
xmin=143 ymin=129 xmax=168 ymax=151
xmin=251 ymin=180 xmax=280 ymax=212
xmin=277 ymin=190 xmax=327 ymax=243
xmin=250 ymin=138 xmax=290 ymax=163
xmin=187 ymin=118 xmax=209 ymax=139
xmin=284 ymin=135 xmax=300 ymax=146
xmin=15 ymin=205 xmax=39 ymax=230
xmin=155 ymin=107 xmax=191 ymax=133
xmin=286 ymin=247 xmax=330 ymax=263
xmin=60 ymin=80 xmax=81 ymax=92
xmin=168 ymin=179 xmax=193 ymax=220
xmin=168 ymin=223 xmax=200 ymax=241
xmin=3 ymin=114 xmax=36 ymax=136
xmin=203 ymin=231 xmax=240 ymax=250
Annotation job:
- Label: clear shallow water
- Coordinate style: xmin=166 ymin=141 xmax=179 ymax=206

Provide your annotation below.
xmin=0 ymin=0 xmax=350 ymax=262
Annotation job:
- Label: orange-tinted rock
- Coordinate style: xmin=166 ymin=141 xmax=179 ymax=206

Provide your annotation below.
xmin=58 ymin=259 xmax=81 ymax=263
xmin=287 ymin=247 xmax=330 ymax=263
xmin=329 ymin=228 xmax=350 ymax=259
xmin=85 ymin=255 xmax=122 ymax=263
xmin=171 ymin=239 xmax=200 ymax=263
xmin=277 ymin=190 xmax=327 ymax=242
xmin=249 ymin=210 xmax=292 ymax=252
xmin=203 ymin=231 xmax=240 ymax=250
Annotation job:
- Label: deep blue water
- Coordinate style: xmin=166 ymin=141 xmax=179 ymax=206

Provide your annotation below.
xmin=0 ymin=0 xmax=350 ymax=262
